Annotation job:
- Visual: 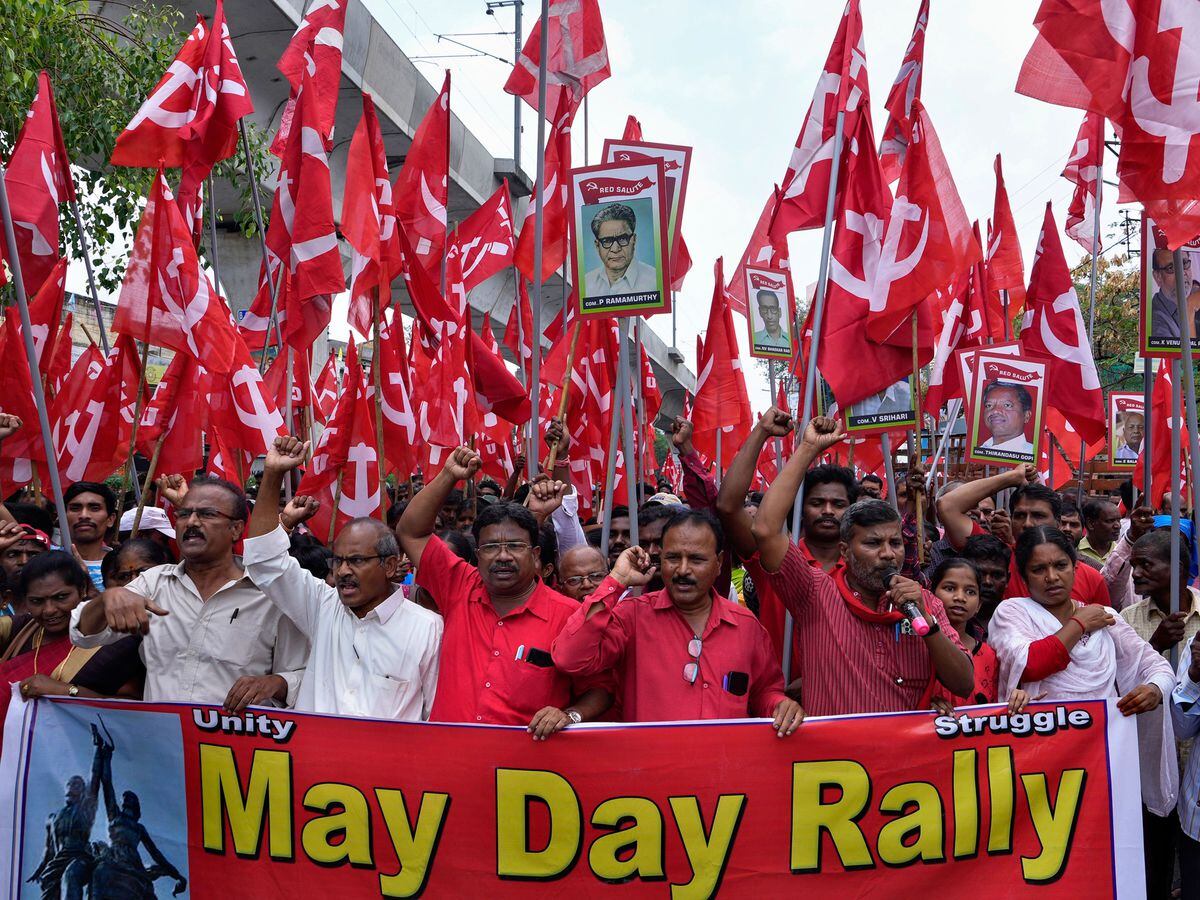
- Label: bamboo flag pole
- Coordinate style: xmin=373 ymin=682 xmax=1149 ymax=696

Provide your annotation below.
xmin=545 ymin=319 xmax=582 ymax=472
xmin=912 ymin=312 xmax=925 ymax=565
xmin=130 ymin=433 xmax=166 ymax=538
xmin=115 ymin=341 xmax=152 ymax=525
xmin=328 ymin=478 xmax=343 ymax=545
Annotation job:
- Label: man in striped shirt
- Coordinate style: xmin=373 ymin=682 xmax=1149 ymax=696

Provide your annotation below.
xmin=750 ymin=417 xmax=974 ymax=715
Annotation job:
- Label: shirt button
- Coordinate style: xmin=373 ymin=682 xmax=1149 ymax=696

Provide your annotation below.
xmin=485 ymin=682 xmax=491 ymax=688
xmin=702 ymin=683 xmax=709 ymax=689
xmin=476 ymin=716 xmax=482 ymax=721
xmin=498 ymin=621 xmax=504 ymax=627
xmin=493 ymin=651 xmax=499 ymax=657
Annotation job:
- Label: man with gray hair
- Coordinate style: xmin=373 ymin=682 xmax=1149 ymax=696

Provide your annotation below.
xmin=585 ymin=203 xmax=658 ymax=297
xmin=242 ymin=436 xmax=443 ymax=719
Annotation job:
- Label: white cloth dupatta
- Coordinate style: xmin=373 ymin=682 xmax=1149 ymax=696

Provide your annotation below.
xmin=990 ymin=596 xmax=1179 ymax=816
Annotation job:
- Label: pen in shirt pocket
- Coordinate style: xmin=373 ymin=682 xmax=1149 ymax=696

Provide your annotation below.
xmin=229 ymin=609 xmax=239 ymax=624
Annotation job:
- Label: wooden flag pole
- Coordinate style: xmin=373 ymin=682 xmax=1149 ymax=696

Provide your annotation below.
xmin=328 ymin=479 xmax=342 ymax=545
xmin=912 ymin=312 xmax=925 ymax=565
xmin=0 ymin=165 xmax=73 ymax=553
xmin=545 ymin=319 xmax=582 ymax=472
xmin=1171 ymin=248 xmax=1200 ymax=523
xmin=1169 ymin=358 xmax=1183 ymax=667
xmin=130 ymin=433 xmax=167 ymax=538
xmin=618 ymin=320 xmax=640 ymax=547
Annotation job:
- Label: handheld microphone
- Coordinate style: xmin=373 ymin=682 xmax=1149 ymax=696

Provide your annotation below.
xmin=881 ymin=568 xmax=931 ymax=636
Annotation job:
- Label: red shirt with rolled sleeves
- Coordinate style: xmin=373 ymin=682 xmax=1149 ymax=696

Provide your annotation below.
xmin=964 ymin=522 xmax=1110 ymax=606
xmin=763 ymin=542 xmax=964 ymax=716
xmin=553 ymin=576 xmax=788 ymax=722
xmin=416 ymin=536 xmax=603 ymax=725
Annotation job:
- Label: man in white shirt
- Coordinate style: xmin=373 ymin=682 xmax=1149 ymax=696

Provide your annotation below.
xmin=71 ymin=476 xmax=308 ymax=710
xmin=584 ymin=203 xmax=658 ymax=297
xmin=243 ymin=436 xmax=442 ymax=720
xmin=977 ymin=381 xmax=1035 ymax=457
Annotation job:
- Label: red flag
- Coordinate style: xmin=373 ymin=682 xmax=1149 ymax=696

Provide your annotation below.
xmin=447 ymin=181 xmax=515 ymax=291
xmin=242 ymin=73 xmax=344 ymax=351
xmin=312 ymin=352 xmax=339 ymax=424
xmin=514 ymin=96 xmax=575 ymax=284
xmin=301 ymin=342 xmax=382 ymax=536
xmin=374 ymin=311 xmax=418 ymax=479
xmin=770 ymin=0 xmax=868 ymax=240
xmin=343 ymin=93 xmax=398 ymax=340
xmin=206 ymin=423 xmax=251 ymax=486
xmin=51 ymin=336 xmax=141 ymax=485
xmin=0 ymin=72 xmax=74 ymax=296
xmin=504 ymin=0 xmax=610 ymax=116
xmin=114 ymin=170 xmax=240 ymax=372
xmin=1016 ymin=0 xmax=1200 ymax=248
xmin=46 ymin=311 xmax=74 ymax=398
xmin=393 ymin=73 xmax=450 ymax=275
xmin=692 ymin=259 xmax=752 ymax=456
xmin=821 ymin=113 xmax=926 ymax=407
xmin=878 ymin=0 xmax=929 ymax=183
xmin=726 ymin=190 xmax=789 ymax=318
xmin=866 ymin=100 xmax=979 ymax=345
xmin=111 ymin=2 xmax=253 ymax=232
xmin=137 ymin=351 xmax=205 ymax=479
xmin=262 ymin=352 xmax=308 ymax=435
xmin=1021 ymin=203 xmax=1106 ymax=444
xmin=0 ymin=314 xmax=47 ymax=466
xmin=414 ymin=308 xmax=476 ymax=450
xmin=502 ymin=280 xmax=535 ymax=380
xmin=206 ymin=335 xmax=287 ymax=456
xmin=988 ymin=155 xmax=1027 ymax=316
xmin=24 ymin=257 xmax=68 ymax=379
xmin=1063 ymin=111 xmax=1105 ymax=254
xmin=271 ymin=0 xmax=348 ymax=154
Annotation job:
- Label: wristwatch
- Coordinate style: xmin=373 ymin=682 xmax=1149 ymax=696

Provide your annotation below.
xmin=566 ymin=709 xmax=582 ymax=725
xmin=67 ymin=685 xmax=79 ymax=697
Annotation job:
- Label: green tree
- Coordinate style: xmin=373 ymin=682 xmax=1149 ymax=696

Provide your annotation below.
xmin=1070 ymin=252 xmax=1142 ymax=392
xmin=0 ymin=0 xmax=272 ymax=292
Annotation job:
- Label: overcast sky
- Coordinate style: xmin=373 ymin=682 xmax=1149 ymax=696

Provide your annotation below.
xmin=359 ymin=0 xmax=1127 ymax=407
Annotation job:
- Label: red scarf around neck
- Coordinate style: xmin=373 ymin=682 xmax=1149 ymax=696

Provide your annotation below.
xmin=833 ymin=567 xmax=904 ymax=625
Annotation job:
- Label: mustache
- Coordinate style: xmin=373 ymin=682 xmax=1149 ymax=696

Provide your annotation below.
xmin=182 ymin=527 xmax=204 ymax=541
xmin=489 ymin=563 xmax=517 ymax=574
xmin=672 ymin=576 xmax=697 ymax=586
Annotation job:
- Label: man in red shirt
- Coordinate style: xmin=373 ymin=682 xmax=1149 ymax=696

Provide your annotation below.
xmin=553 ymin=509 xmax=804 ymax=733
xmin=937 ymin=464 xmax=1111 ymax=606
xmin=397 ymin=447 xmax=611 ymax=739
xmin=750 ymin=417 xmax=975 ymax=715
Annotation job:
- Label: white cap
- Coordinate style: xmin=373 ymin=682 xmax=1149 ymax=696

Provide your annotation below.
xmin=119 ymin=506 xmax=176 ymax=539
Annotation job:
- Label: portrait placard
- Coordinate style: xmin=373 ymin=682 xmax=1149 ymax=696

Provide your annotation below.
xmin=845 ymin=377 xmax=917 ymax=435
xmin=743 ymin=265 xmax=796 ymax=360
xmin=1139 ymin=213 xmax=1200 ymax=358
xmin=1108 ymin=392 xmax=1145 ymax=469
xmin=570 ymin=160 xmax=671 ymax=317
xmin=965 ymin=352 xmax=1048 ymax=466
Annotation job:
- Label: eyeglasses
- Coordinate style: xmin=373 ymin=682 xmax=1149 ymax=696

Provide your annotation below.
xmin=562 ymin=571 xmax=608 ymax=588
xmin=478 ymin=541 xmax=532 ymax=557
xmin=175 ymin=507 xmax=238 ymax=523
xmin=683 ymin=637 xmax=703 ymax=684
xmin=330 ymin=555 xmax=387 ymax=569
xmin=596 ymin=233 xmax=633 ymax=250
xmin=1154 ymin=259 xmax=1192 ymax=274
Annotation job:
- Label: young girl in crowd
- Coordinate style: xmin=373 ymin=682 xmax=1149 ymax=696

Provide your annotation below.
xmin=928 ymin=558 xmax=1031 ymax=713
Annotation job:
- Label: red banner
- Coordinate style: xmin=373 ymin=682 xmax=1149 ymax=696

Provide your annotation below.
xmin=0 ymin=697 xmax=1143 ymax=897
xmin=578 ymin=175 xmax=655 ymax=204
xmin=749 ymin=271 xmax=786 ymax=291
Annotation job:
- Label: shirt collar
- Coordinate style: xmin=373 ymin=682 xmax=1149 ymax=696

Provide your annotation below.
xmin=649 ymin=588 xmax=738 ymax=629
xmin=368 ymin=586 xmax=408 ymax=624
xmin=476 ymin=581 xmax=553 ymax=621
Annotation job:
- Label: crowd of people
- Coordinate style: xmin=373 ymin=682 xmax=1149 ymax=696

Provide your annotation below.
xmin=0 ymin=407 xmax=1194 ymax=894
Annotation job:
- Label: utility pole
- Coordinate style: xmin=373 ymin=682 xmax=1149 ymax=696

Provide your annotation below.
xmin=486 ymin=0 xmax=524 ymax=169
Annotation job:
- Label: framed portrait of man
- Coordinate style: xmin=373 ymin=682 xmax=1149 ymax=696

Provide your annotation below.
xmin=743 ymin=265 xmax=796 ymax=360
xmin=601 ymin=139 xmax=692 ymax=269
xmin=570 ymin=159 xmax=671 ymax=317
xmin=845 ymin=377 xmax=917 ymax=434
xmin=1108 ymin=392 xmax=1145 ymax=469
xmin=1139 ymin=214 xmax=1200 ymax=358
xmin=966 ymin=353 xmax=1047 ymax=466
xmin=953 ymin=341 xmax=1022 ymax=403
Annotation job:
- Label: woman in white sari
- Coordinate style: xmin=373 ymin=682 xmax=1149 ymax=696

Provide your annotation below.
xmin=990 ymin=526 xmax=1177 ymax=821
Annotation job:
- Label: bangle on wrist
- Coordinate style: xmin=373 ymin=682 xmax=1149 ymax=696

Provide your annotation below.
xmin=1069 ymin=615 xmax=1087 ymax=633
